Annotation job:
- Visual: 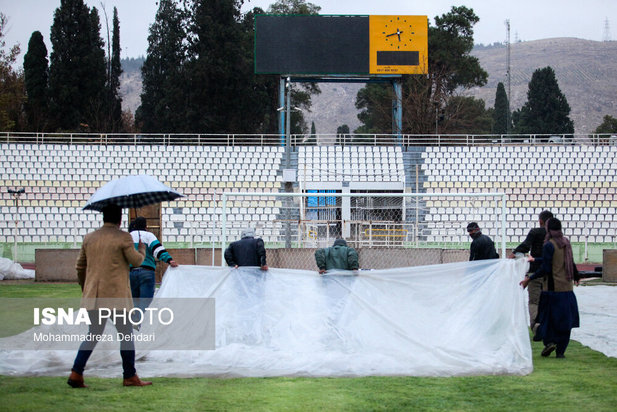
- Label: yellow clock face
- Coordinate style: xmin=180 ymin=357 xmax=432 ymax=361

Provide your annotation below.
xmin=381 ymin=18 xmax=415 ymax=50
xmin=369 ymin=15 xmax=428 ymax=75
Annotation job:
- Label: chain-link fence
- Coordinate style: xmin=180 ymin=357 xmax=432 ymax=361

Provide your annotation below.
xmin=219 ymin=191 xmax=506 ymax=269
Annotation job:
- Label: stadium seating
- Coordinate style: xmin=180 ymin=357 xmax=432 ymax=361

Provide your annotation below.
xmin=297 ymin=146 xmax=405 ymax=183
xmin=1 ymin=142 xmax=615 ymax=247
xmin=0 ymin=144 xmax=284 ymax=244
xmin=420 ymin=145 xmax=617 ymax=242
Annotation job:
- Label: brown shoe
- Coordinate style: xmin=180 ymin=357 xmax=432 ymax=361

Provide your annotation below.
xmin=67 ymin=371 xmax=87 ymax=388
xmin=123 ymin=374 xmax=152 ymax=387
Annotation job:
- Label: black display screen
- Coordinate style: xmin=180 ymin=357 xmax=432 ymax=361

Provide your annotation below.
xmin=255 ymin=15 xmax=370 ymax=74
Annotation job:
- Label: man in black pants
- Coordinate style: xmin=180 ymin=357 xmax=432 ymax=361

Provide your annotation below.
xmin=509 ymin=210 xmax=553 ymax=334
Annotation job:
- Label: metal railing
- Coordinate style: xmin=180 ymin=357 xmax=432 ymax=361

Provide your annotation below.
xmin=2 ymin=132 xmax=616 ymax=147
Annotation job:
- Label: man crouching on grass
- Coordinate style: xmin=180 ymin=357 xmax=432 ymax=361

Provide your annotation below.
xmin=67 ymin=204 xmax=152 ymax=388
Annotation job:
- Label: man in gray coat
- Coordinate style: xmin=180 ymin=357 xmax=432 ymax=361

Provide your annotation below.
xmin=315 ymin=238 xmax=359 ymax=274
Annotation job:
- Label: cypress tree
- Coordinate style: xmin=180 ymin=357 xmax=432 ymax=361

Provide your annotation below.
xmin=24 ymin=31 xmax=49 ymax=131
xmin=185 ymin=0 xmax=248 ymax=132
xmin=109 ymin=7 xmax=123 ymax=131
xmin=492 ymin=82 xmax=509 ymax=135
xmin=136 ymin=0 xmax=187 ymax=132
xmin=515 ymin=66 xmax=574 ymax=135
xmin=48 ymin=0 xmax=107 ymax=131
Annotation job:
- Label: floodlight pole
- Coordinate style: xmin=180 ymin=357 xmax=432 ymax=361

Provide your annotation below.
xmin=284 ymin=77 xmax=292 ymax=248
xmin=505 ymin=19 xmax=512 ymax=135
xmin=7 ymin=188 xmax=25 ymax=262
xmin=285 ymin=77 xmax=291 ymax=168
xmin=279 ymin=77 xmax=286 ymax=145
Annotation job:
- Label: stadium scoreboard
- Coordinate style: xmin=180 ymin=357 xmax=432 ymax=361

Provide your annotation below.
xmin=255 ymin=15 xmax=428 ymax=75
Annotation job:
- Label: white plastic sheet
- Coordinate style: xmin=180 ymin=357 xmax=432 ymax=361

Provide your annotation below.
xmin=0 ymin=259 xmax=533 ymax=377
xmin=572 ymin=285 xmax=617 ymax=358
xmin=0 ymin=257 xmax=34 ymax=280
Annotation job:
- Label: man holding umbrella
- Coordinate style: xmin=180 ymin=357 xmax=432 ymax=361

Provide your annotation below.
xmin=68 ymin=204 xmax=152 ymax=388
xmin=71 ymin=176 xmax=182 ymax=388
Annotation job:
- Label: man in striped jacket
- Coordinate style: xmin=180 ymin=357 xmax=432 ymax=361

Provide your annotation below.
xmin=128 ymin=217 xmax=178 ymax=321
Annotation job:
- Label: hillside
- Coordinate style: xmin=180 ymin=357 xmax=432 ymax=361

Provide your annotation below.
xmin=120 ymin=38 xmax=617 ymax=135
xmin=467 ymin=38 xmax=617 ymax=134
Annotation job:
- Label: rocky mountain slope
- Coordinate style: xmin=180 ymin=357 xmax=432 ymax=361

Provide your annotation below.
xmin=468 ymin=38 xmax=617 ymax=134
xmin=120 ymin=38 xmax=617 ymax=135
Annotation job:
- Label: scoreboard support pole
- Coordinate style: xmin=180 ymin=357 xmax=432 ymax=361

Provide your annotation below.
xmin=392 ymin=79 xmax=403 ymax=141
xmin=278 ymin=75 xmax=404 ymax=145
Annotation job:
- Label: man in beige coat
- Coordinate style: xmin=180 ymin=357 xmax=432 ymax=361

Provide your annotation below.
xmin=68 ymin=204 xmax=151 ymax=388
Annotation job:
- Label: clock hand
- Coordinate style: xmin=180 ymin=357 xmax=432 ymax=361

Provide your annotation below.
xmin=385 ymin=29 xmax=403 ymax=41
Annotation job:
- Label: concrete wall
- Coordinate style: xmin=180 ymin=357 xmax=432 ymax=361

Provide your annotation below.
xmin=603 ymin=249 xmax=617 ymax=282
xmin=35 ymin=249 xmax=80 ymax=282
xmin=35 ymin=247 xmax=471 ymax=282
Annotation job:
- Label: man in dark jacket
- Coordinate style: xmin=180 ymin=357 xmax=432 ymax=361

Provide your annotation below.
xmin=224 ymin=228 xmax=268 ymax=271
xmin=509 ymin=210 xmax=553 ymax=332
xmin=467 ymin=222 xmax=499 ymax=261
xmin=315 ymin=238 xmax=359 ymax=274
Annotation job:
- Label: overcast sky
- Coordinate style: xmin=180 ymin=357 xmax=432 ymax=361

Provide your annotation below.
xmin=1 ymin=0 xmax=615 ymax=63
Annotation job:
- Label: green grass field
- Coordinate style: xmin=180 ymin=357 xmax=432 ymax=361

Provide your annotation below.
xmin=1 ymin=283 xmax=616 ymax=412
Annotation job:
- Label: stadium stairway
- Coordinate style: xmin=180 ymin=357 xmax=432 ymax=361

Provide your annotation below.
xmin=402 ymin=146 xmax=428 ymax=192
xmin=403 ymin=147 xmax=429 ymax=240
